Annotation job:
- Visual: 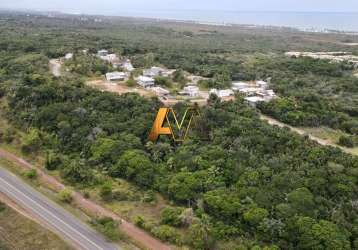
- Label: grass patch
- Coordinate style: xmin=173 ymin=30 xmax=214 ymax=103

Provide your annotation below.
xmin=0 ymin=202 xmax=73 ymax=250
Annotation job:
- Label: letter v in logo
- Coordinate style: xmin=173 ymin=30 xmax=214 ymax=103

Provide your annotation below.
xmin=148 ymin=107 xmax=200 ymax=142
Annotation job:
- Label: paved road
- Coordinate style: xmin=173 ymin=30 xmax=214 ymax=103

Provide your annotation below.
xmin=0 ymin=166 xmax=119 ymax=250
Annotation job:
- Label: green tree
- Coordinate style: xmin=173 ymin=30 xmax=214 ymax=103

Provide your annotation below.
xmin=100 ymin=182 xmax=113 ymax=201
xmin=154 ymin=76 xmax=172 ymax=88
xmin=111 ymin=150 xmax=154 ymax=187
xmin=58 ymin=189 xmax=73 ymax=203
xmin=292 ymin=217 xmax=351 ymax=250
xmin=186 ymin=215 xmax=215 ymax=250
xmin=287 ymin=187 xmax=315 ymax=216
xmin=21 ymin=128 xmax=42 ymax=153
xmin=160 ymin=207 xmax=184 ymax=227
xmin=243 ymin=207 xmax=269 ymax=226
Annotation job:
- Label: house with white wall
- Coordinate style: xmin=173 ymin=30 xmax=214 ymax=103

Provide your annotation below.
xmin=138 ymin=76 xmax=155 ymax=88
xmin=106 ymin=72 xmax=129 ymax=81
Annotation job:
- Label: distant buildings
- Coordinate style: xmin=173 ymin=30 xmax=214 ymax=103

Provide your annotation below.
xmin=106 ymin=72 xmax=129 ymax=81
xmin=138 ymin=76 xmax=155 ymax=88
xmin=232 ymin=80 xmax=277 ymax=106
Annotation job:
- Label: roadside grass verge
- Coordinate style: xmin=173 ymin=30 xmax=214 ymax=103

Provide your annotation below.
xmin=0 ymin=201 xmax=73 ymax=250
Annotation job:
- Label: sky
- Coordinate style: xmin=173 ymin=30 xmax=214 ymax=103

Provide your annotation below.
xmin=1 ymin=0 xmax=358 ymax=14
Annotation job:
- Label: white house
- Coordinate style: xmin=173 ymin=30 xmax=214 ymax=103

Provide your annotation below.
xmin=143 ymin=67 xmax=173 ymax=78
xmin=181 ymin=86 xmax=199 ymax=97
xmin=138 ymin=76 xmax=155 ymax=88
xmin=245 ymin=96 xmax=265 ymax=107
xmin=143 ymin=67 xmax=164 ymax=77
xmin=210 ymin=89 xmax=234 ymax=98
xmin=97 ymin=49 xmax=108 ymax=57
xmin=256 ymin=80 xmax=268 ymax=89
xmin=238 ymin=87 xmax=262 ymax=96
xmin=65 ymin=53 xmax=73 ymax=60
xmin=150 ymin=86 xmax=170 ymax=96
xmin=123 ymin=61 xmax=134 ymax=72
xmin=232 ymin=82 xmax=250 ymax=91
xmin=106 ymin=72 xmax=129 ymax=81
xmin=100 ymin=54 xmax=119 ymax=63
xmin=257 ymin=90 xmax=277 ymax=101
xmin=220 ymin=89 xmax=234 ymax=98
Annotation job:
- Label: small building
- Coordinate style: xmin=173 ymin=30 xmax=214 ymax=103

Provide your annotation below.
xmin=64 ymin=53 xmax=73 ymax=60
xmin=256 ymin=80 xmax=268 ymax=89
xmin=113 ymin=59 xmax=134 ymax=71
xmin=100 ymin=54 xmax=119 ymax=63
xmin=106 ymin=72 xmax=129 ymax=81
xmin=210 ymin=89 xmax=234 ymax=98
xmin=180 ymin=86 xmax=199 ymax=97
xmin=257 ymin=89 xmax=277 ymax=101
xmin=232 ymin=82 xmax=250 ymax=91
xmin=143 ymin=67 xmax=173 ymax=78
xmin=143 ymin=67 xmax=164 ymax=77
xmin=245 ymin=96 xmax=265 ymax=107
xmin=122 ymin=61 xmax=134 ymax=72
xmin=138 ymin=76 xmax=155 ymax=88
xmin=150 ymin=86 xmax=170 ymax=96
xmin=238 ymin=87 xmax=262 ymax=96
xmin=97 ymin=49 xmax=108 ymax=57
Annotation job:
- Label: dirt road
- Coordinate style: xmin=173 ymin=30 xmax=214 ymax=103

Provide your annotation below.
xmin=260 ymin=114 xmax=342 ymax=147
xmin=0 ymin=149 xmax=171 ymax=250
xmin=49 ymin=59 xmax=62 ymax=77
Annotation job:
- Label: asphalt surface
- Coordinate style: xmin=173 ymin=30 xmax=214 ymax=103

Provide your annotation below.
xmin=0 ymin=166 xmax=119 ymax=250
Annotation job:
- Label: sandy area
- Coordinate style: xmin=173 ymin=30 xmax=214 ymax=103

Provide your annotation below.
xmin=86 ymin=79 xmax=155 ymax=97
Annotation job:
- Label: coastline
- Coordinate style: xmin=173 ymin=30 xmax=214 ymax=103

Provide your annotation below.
xmin=1 ymin=8 xmax=358 ymax=35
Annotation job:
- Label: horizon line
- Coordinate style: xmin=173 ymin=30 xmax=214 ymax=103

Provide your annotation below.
xmin=1 ymin=7 xmax=358 ymax=15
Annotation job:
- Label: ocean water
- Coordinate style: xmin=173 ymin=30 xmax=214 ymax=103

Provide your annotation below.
xmin=115 ymin=10 xmax=358 ymax=32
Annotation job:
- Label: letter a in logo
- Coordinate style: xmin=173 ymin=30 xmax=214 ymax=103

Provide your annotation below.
xmin=148 ymin=107 xmax=200 ymax=142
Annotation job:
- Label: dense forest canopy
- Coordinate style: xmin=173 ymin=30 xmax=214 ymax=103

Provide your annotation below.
xmin=0 ymin=11 xmax=358 ymax=249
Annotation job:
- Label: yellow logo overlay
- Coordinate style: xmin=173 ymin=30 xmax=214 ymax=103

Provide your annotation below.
xmin=148 ymin=107 xmax=201 ymax=142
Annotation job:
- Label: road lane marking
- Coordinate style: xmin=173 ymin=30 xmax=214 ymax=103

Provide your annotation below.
xmin=0 ymin=175 xmax=107 ymax=250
